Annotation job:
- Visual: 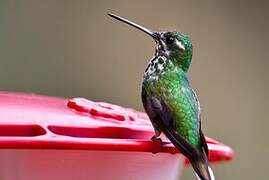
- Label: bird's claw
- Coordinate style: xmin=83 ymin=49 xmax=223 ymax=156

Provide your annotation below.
xmin=150 ymin=135 xmax=170 ymax=154
xmin=151 ymin=136 xmax=163 ymax=143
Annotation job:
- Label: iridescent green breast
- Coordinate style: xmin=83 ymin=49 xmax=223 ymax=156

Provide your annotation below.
xmin=142 ymin=58 xmax=200 ymax=147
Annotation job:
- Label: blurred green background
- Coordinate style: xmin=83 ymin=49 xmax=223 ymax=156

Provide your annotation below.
xmin=0 ymin=0 xmax=268 ymax=179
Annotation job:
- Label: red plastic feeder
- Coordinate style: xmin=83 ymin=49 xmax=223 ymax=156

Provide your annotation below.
xmin=0 ymin=92 xmax=234 ymax=180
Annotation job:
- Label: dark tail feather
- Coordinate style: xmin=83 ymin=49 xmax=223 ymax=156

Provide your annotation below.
xmin=151 ymin=104 xmax=215 ymax=180
xmin=161 ymin=123 xmax=214 ymax=180
xmin=192 ymin=153 xmax=215 ymax=180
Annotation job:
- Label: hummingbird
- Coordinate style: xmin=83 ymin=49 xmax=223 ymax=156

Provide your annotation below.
xmin=108 ymin=13 xmax=214 ymax=180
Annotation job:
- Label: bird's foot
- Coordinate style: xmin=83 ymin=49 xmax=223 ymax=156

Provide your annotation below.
xmin=151 ymin=135 xmax=170 ymax=145
xmin=151 ymin=135 xmax=162 ymax=154
xmin=151 ymin=135 xmax=170 ymax=154
xmin=151 ymin=135 xmax=163 ymax=144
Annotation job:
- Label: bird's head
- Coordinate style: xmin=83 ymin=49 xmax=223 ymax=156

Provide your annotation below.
xmin=154 ymin=31 xmax=193 ymax=72
xmin=108 ymin=14 xmax=193 ymax=72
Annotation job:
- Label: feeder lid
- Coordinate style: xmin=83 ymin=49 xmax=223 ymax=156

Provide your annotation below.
xmin=0 ymin=92 xmax=234 ymax=164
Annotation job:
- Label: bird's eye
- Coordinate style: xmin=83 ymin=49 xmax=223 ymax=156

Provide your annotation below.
xmin=165 ymin=35 xmax=175 ymax=44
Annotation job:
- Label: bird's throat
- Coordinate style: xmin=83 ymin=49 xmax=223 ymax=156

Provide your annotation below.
xmin=144 ymin=55 xmax=177 ymax=80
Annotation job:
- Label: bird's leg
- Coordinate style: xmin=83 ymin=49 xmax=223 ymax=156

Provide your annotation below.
xmin=150 ymin=130 xmax=162 ymax=154
xmin=151 ymin=135 xmax=163 ymax=143
xmin=151 ymin=129 xmax=170 ymax=145
xmin=151 ymin=129 xmax=163 ymax=143
xmin=150 ymin=129 xmax=169 ymax=154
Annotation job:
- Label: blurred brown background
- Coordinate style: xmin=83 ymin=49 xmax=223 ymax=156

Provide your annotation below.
xmin=0 ymin=0 xmax=268 ymax=179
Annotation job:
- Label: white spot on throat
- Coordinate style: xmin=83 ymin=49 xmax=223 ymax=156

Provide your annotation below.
xmin=158 ymin=63 xmax=164 ymax=71
xmin=144 ymin=56 xmax=174 ymax=80
xmin=176 ymin=40 xmax=185 ymax=50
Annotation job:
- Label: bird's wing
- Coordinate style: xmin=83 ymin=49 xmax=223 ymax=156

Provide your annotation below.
xmin=144 ymin=96 xmax=200 ymax=160
xmin=143 ymin=91 xmax=213 ymax=180
xmin=191 ymin=88 xmax=209 ymax=157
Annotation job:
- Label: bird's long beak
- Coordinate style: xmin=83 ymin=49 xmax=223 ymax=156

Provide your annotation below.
xmin=108 ymin=13 xmax=160 ymax=41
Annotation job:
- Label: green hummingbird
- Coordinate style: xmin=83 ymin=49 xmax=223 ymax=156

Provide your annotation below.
xmin=108 ymin=13 xmax=214 ymax=180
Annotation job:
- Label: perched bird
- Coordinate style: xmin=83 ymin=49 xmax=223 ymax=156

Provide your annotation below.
xmin=108 ymin=13 xmax=214 ymax=180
